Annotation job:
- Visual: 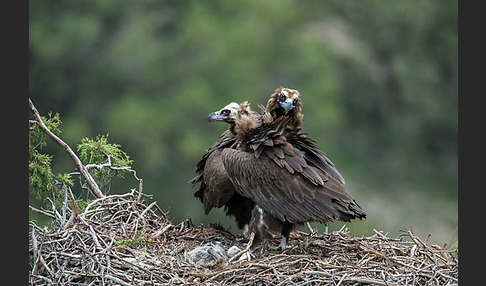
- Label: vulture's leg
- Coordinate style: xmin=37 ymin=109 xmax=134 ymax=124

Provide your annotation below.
xmin=278 ymin=222 xmax=294 ymax=250
xmin=242 ymin=224 xmax=249 ymax=238
xmin=278 ymin=236 xmax=288 ymax=250
xmin=306 ymin=222 xmax=316 ymax=234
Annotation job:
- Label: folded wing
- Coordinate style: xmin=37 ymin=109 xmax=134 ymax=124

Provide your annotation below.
xmin=221 ymin=128 xmax=366 ymax=225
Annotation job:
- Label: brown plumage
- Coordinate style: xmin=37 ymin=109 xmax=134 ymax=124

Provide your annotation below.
xmin=263 ymin=86 xmax=304 ymax=129
xmin=191 ymin=102 xmax=256 ymax=231
xmin=264 ymin=86 xmax=345 ymax=184
xmin=221 ymin=101 xmax=366 ymax=249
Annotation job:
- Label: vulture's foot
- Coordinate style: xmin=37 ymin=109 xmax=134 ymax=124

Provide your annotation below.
xmin=277 ymin=236 xmax=288 ymax=250
xmin=263 ymin=236 xmax=289 ymax=252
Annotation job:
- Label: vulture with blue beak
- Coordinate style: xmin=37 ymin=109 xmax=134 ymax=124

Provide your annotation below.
xmin=218 ymin=87 xmax=366 ymax=249
xmin=190 ymin=102 xmax=256 ymax=234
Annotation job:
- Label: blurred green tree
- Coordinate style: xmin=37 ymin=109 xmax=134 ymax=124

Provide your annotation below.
xmin=29 ymin=0 xmax=457 ymax=244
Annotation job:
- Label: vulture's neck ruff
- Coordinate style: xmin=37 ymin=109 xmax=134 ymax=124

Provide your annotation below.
xmin=233 ymin=102 xmax=262 ymax=144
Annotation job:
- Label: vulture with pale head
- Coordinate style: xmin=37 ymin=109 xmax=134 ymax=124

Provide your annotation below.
xmin=190 ymin=102 xmax=256 ymax=233
xmin=216 ymin=88 xmax=366 ymax=249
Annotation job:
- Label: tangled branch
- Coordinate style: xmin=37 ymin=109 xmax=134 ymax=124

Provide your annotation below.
xmin=29 ymin=189 xmax=458 ymax=285
xmin=29 ymin=98 xmax=104 ymax=199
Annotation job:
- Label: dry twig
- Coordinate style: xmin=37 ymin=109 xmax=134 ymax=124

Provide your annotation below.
xmin=29 ymin=189 xmax=458 ymax=285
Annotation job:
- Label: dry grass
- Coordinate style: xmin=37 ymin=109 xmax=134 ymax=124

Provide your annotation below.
xmin=29 ymin=190 xmax=458 ymax=285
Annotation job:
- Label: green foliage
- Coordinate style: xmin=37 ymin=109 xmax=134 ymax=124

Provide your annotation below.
xmin=29 ymin=112 xmax=62 ymax=158
xmin=56 ymin=172 xmax=74 ymax=188
xmin=115 ymin=228 xmax=149 ymax=247
xmin=29 ymin=112 xmax=133 ymax=211
xmin=115 ymin=220 xmax=150 ymax=248
xmin=29 ymin=153 xmax=55 ymax=200
xmin=29 ymin=112 xmax=64 ymax=202
xmin=77 ymin=134 xmax=133 ymax=190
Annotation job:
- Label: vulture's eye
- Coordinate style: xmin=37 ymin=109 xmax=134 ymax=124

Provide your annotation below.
xmin=292 ymin=98 xmax=299 ymax=106
xmin=221 ymin=109 xmax=230 ymax=116
xmin=278 ymin=93 xmax=286 ymax=102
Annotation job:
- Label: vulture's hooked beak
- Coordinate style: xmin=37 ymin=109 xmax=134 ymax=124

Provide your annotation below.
xmin=207 ymin=112 xmax=225 ymax=122
xmin=280 ymin=98 xmax=296 ymax=114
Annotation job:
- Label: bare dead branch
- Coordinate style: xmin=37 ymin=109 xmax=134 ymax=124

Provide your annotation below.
xmin=29 ymin=98 xmax=104 ymax=199
xmin=228 ymin=232 xmax=255 ymax=263
xmin=62 ymin=187 xmax=78 ymax=230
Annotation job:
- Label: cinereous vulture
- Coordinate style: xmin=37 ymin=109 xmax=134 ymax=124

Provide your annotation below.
xmin=190 ymin=102 xmax=256 ymax=234
xmin=263 ymin=86 xmax=345 ymax=184
xmin=260 ymin=86 xmax=304 ymax=129
xmin=219 ymin=95 xmax=366 ymax=249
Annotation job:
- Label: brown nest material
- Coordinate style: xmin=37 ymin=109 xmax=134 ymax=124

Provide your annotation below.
xmin=29 ymin=191 xmax=458 ymax=285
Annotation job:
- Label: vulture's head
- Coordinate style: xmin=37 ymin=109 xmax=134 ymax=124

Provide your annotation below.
xmin=208 ymin=101 xmax=261 ymax=139
xmin=267 ymin=87 xmax=301 ymax=116
xmin=207 ymin=102 xmax=240 ymax=124
xmin=265 ymin=86 xmax=303 ymax=128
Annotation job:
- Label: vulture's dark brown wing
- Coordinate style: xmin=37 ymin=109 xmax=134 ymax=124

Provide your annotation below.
xmin=221 ymin=147 xmax=366 ymax=225
xmin=191 ymin=129 xmax=236 ymax=211
xmin=244 ymin=116 xmax=345 ymax=186
xmin=287 ymin=131 xmax=346 ymax=185
xmin=190 ymin=129 xmax=235 ymax=187
xmin=198 ymin=149 xmax=235 ymax=211
xmin=244 ymin=117 xmax=326 ymax=187
xmin=190 ymin=129 xmax=254 ymax=229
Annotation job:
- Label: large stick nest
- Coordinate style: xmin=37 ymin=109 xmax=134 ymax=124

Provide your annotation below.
xmin=29 ymin=191 xmax=458 ymax=285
